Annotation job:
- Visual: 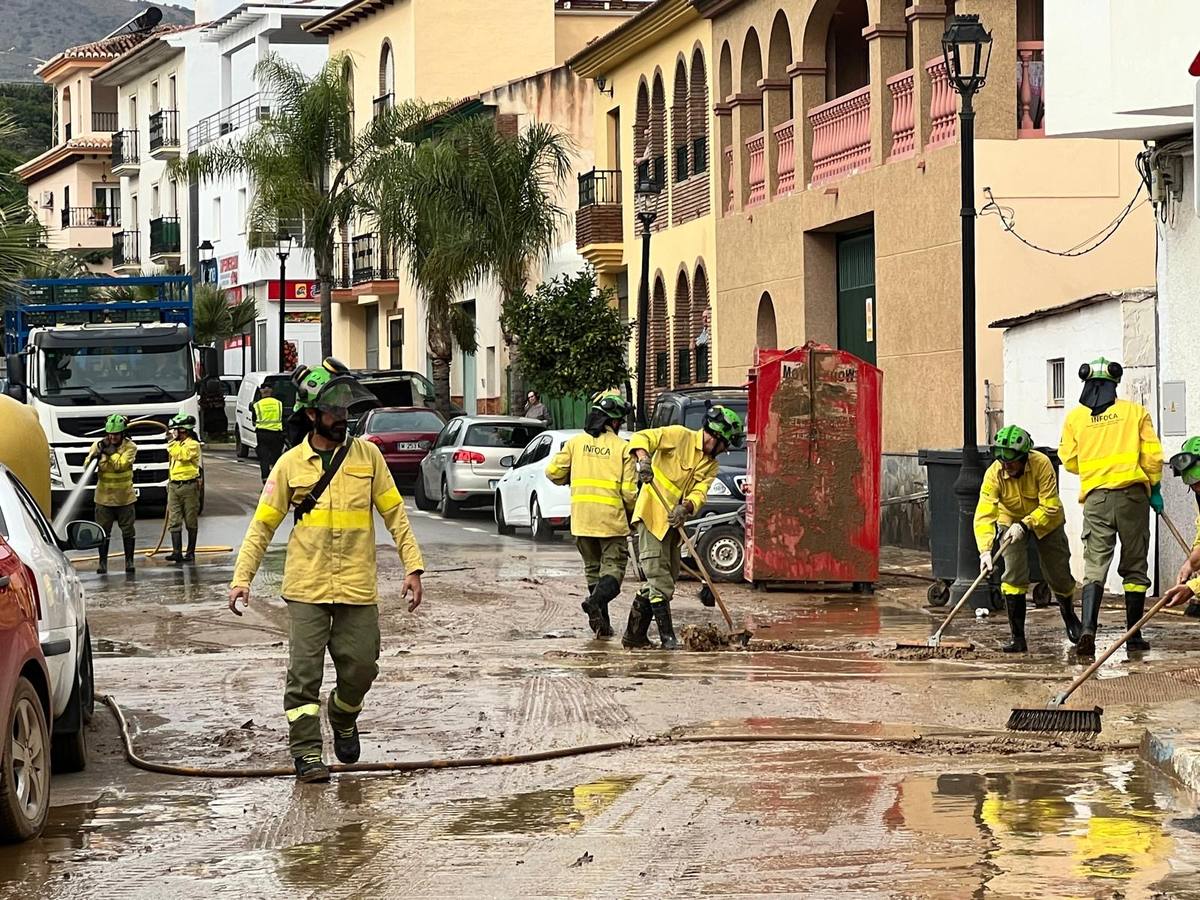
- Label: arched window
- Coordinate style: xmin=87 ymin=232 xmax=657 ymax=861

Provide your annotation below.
xmin=824 ymin=0 xmax=869 ymax=100
xmin=343 ymin=58 xmax=355 ymax=134
xmin=718 ymin=41 xmax=733 ymax=214
xmin=378 ymin=40 xmax=395 ymax=106
xmin=62 ymin=86 xmax=72 ymax=141
xmin=651 ymin=275 xmax=670 ymax=393
xmin=740 ymin=29 xmax=764 ymax=131
xmin=673 ymin=269 xmax=692 ymax=387
xmin=692 ymin=264 xmax=711 ymax=384
xmin=650 ymin=72 xmax=668 ymax=226
xmin=740 ymin=30 xmax=765 ymax=206
xmin=757 ymin=292 xmax=777 ymax=350
xmin=672 ymin=57 xmax=689 ymax=184
xmin=689 ymin=48 xmax=709 ymax=178
xmin=768 ymin=11 xmax=793 ymax=116
xmin=634 ymin=78 xmax=650 ymax=175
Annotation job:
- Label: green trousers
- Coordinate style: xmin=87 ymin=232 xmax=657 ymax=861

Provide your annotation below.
xmin=1081 ymin=485 xmax=1151 ymax=591
xmin=999 ymin=524 xmax=1075 ymax=598
xmin=285 ymin=600 xmax=381 ymax=758
xmin=94 ymin=502 xmax=136 ymax=540
xmin=167 ymin=480 xmax=200 ymax=533
xmin=577 ymin=536 xmax=629 ymax=589
xmin=637 ymin=523 xmax=681 ymax=604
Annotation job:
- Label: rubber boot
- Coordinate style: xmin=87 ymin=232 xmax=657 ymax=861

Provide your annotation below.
xmin=598 ymin=603 xmax=614 ymax=638
xmin=1056 ymin=593 xmax=1082 ymax=644
xmin=651 ymin=600 xmax=679 ymax=651
xmin=123 ymin=533 xmax=137 ymax=574
xmin=95 ymin=538 xmax=109 ymax=575
xmin=165 ymin=532 xmax=183 ymax=564
xmin=1002 ymin=594 xmax=1028 ymax=653
xmin=1125 ymin=590 xmax=1150 ymax=652
xmin=587 ymin=575 xmax=620 ymax=639
xmin=293 ymin=755 xmax=330 ymax=783
xmin=183 ymin=528 xmax=197 ymax=563
xmin=621 ymin=594 xmax=653 ymax=649
xmin=1077 ymin=582 xmax=1103 ymax=658
xmin=581 ymin=583 xmax=604 ymax=635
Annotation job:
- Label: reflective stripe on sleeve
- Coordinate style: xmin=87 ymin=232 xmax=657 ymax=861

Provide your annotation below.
xmin=254 ymin=504 xmax=286 ymax=528
xmin=375 ymin=486 xmax=402 ymax=513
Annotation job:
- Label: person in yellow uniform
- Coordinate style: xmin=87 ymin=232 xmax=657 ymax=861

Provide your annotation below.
xmin=974 ymin=425 xmax=1079 ymax=653
xmin=1059 ymin=357 xmax=1163 ymax=656
xmin=252 ymin=383 xmax=285 ymax=482
xmin=1159 ymin=438 xmax=1200 ymax=616
xmin=623 ymin=406 xmax=745 ymax=650
xmin=164 ymin=412 xmax=202 ymax=565
xmin=88 ymin=413 xmax=138 ymax=575
xmin=227 ymin=359 xmax=425 ymax=783
xmin=545 ymin=391 xmax=637 ymax=639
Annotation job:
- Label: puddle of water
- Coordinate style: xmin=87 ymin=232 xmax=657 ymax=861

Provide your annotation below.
xmin=446 ymin=776 xmax=639 ymax=836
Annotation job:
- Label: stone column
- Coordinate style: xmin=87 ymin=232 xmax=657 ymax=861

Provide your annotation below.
xmin=908 ymin=3 xmax=947 ymax=152
xmin=729 ymin=93 xmax=762 ymax=213
xmin=787 ymin=63 xmax=826 ymax=189
xmin=864 ymin=25 xmax=908 ymax=166
xmin=714 ymin=101 xmax=733 ymax=215
xmin=758 ymin=77 xmax=793 ymax=203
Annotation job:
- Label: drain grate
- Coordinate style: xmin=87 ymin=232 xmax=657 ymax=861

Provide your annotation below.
xmin=1074 ymin=667 xmax=1200 ymax=706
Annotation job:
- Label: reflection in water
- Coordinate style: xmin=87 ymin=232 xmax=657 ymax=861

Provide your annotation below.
xmin=447 ymin=776 xmax=639 ymax=836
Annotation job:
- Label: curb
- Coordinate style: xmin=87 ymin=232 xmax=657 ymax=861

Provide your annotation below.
xmin=1138 ymin=729 xmax=1200 ymax=793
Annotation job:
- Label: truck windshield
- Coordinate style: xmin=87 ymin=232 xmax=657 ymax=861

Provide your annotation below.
xmin=41 ymin=344 xmax=195 ymax=405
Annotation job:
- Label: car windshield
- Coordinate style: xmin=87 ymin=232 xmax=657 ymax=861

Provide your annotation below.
xmin=262 ymin=377 xmax=297 ymax=411
xmin=465 ymin=423 xmax=545 ymax=448
xmin=361 ymin=373 xmax=439 ymax=409
xmin=368 ymin=410 xmax=444 ymax=433
xmin=41 ymin=343 xmax=194 ymax=405
xmin=683 ymin=400 xmax=748 ymax=467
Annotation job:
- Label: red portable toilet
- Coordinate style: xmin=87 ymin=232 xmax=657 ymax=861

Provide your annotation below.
xmin=745 ymin=342 xmax=882 ymax=589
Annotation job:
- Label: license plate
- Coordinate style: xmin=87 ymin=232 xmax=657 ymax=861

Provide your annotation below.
xmin=488 ymin=479 xmax=499 ymax=490
xmin=396 ymin=441 xmax=421 ymax=451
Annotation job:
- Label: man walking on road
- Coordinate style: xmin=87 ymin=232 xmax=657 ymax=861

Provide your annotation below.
xmin=252 ymin=384 xmax=285 ymax=481
xmin=622 ymin=406 xmax=744 ymax=650
xmin=975 ymin=425 xmax=1080 ymax=653
xmin=1059 ymin=357 xmax=1163 ymax=657
xmin=165 ymin=412 xmax=202 ymax=565
xmin=228 ymin=358 xmax=425 ymax=783
xmin=88 ymin=414 xmax=138 ymax=575
xmin=546 ymin=392 xmax=637 ymax=638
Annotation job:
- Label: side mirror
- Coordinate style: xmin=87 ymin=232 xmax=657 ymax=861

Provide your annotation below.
xmin=6 ymin=353 xmax=25 ymax=388
xmin=500 ymin=455 xmax=515 ymax=468
xmin=66 ymin=520 xmax=106 ymax=551
xmin=5 ymin=383 xmax=26 ymax=403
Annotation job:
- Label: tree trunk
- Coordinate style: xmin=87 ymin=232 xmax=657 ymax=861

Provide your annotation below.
xmin=317 ymin=262 xmax=333 ymax=359
xmin=428 ymin=314 xmax=453 ymax=418
xmin=500 ymin=282 xmax=525 ymax=416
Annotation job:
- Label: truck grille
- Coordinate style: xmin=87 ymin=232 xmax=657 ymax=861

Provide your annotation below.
xmin=55 ymin=413 xmax=174 ymax=439
xmin=64 ymin=448 xmax=168 ymax=467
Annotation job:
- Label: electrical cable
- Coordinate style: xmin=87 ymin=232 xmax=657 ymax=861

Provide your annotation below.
xmin=980 ymin=183 xmax=1148 ymax=257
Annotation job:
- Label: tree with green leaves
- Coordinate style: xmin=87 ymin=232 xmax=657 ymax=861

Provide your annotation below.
xmin=0 ymin=112 xmax=47 ymax=298
xmin=500 ymin=267 xmax=630 ymax=402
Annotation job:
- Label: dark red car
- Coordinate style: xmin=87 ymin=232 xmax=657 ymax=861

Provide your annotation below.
xmin=0 ymin=534 xmax=51 ymax=842
xmin=356 ymin=406 xmax=447 ymax=482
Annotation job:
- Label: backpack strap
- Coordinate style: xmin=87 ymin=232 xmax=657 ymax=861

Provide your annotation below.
xmin=293 ymin=442 xmax=351 ymax=525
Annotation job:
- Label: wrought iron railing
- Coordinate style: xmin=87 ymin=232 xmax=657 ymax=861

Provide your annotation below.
xmin=149 ymin=217 xmax=181 ymax=256
xmin=149 ymin=109 xmax=180 ymax=152
xmin=187 ymin=94 xmax=271 ymax=150
xmin=351 ymin=233 xmax=396 ymax=284
xmin=113 ymin=231 xmax=140 ymax=267
xmin=578 ymin=169 xmax=622 ymax=207
xmin=112 ymin=129 xmax=138 ymax=168
xmin=62 ymin=207 xmax=120 ymax=228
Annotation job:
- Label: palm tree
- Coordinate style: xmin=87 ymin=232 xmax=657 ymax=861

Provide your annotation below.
xmin=0 ymin=113 xmax=48 ymax=298
xmin=193 ymin=283 xmax=233 ymax=346
xmin=173 ymin=54 xmax=424 ymax=357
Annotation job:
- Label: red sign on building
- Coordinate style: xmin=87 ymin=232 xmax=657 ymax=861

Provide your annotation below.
xmin=267 ymin=280 xmax=322 ymax=301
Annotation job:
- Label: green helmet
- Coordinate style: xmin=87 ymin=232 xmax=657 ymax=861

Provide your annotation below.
xmin=1169 ymin=436 xmax=1200 ymax=485
xmin=703 ymin=405 xmax=745 ymax=448
xmin=992 ymin=424 xmax=1034 ymax=461
xmin=169 ymin=412 xmax=196 ymax=430
xmin=590 ymin=391 xmax=629 ymax=421
xmin=1078 ymin=357 xmax=1123 ymax=383
xmin=104 ymin=413 xmax=128 ymax=435
xmin=292 ymin=357 xmax=378 ymax=416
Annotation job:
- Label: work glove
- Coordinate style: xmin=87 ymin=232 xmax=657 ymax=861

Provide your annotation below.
xmin=1150 ymin=483 xmax=1165 ymax=515
xmin=635 ymin=457 xmax=654 ymax=484
xmin=1003 ymin=522 xmax=1025 ymax=544
xmin=668 ymin=503 xmax=688 ymax=529
xmin=979 ymin=552 xmax=994 ymax=575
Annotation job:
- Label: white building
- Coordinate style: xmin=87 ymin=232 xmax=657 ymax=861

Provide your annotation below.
xmin=992 ymin=290 xmax=1158 ymax=595
xmin=1045 ymin=0 xmax=1200 ymax=584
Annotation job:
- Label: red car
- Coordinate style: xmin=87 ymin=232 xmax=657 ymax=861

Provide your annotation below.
xmin=356 ymin=407 xmax=447 ymax=482
xmin=0 ymin=535 xmax=51 ymax=842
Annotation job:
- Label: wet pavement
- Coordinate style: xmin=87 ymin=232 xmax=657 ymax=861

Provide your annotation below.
xmin=4 ymin=448 xmax=1200 ymax=897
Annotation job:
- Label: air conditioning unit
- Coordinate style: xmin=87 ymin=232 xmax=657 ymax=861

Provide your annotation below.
xmin=39 ymin=191 xmax=53 ymax=209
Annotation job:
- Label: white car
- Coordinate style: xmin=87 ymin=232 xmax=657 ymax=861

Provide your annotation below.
xmin=234 ymin=372 xmax=294 ymax=459
xmin=0 ymin=466 xmax=104 ymax=772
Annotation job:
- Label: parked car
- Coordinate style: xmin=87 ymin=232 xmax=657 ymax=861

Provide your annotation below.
xmin=354 ymin=406 xmax=446 ymax=483
xmin=650 ymin=387 xmax=749 ymax=518
xmin=350 ymin=369 xmax=463 ymax=425
xmin=416 ymin=416 xmax=546 ymax=517
xmin=0 ymin=533 xmax=51 ymax=842
xmin=234 ymin=372 xmax=297 ymax=459
xmin=494 ymin=429 xmax=577 ymax=541
xmin=219 ymin=375 xmax=242 ymax=426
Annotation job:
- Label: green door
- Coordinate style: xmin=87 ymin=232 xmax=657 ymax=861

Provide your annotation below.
xmin=837 ymin=230 xmax=876 ymax=364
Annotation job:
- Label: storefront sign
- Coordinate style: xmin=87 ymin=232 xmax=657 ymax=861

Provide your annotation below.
xmin=218 ymin=254 xmax=239 ymax=288
xmin=267 ymin=280 xmax=323 ymax=301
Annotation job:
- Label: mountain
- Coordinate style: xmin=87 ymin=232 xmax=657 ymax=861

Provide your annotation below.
xmin=0 ymin=0 xmax=192 ymax=83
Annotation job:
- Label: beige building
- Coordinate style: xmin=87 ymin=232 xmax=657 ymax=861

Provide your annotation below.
xmin=303 ymin=0 xmax=648 ymax=408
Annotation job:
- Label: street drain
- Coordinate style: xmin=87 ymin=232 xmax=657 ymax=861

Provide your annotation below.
xmin=1074 ymin=666 xmax=1200 ymax=706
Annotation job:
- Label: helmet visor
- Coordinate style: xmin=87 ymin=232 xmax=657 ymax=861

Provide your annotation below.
xmin=995 ymin=446 xmax=1026 ymax=462
xmin=314 ymin=377 xmax=379 ymax=418
xmin=1170 ymin=452 xmax=1200 ymax=485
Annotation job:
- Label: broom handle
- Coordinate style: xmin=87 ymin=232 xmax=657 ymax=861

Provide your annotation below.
xmin=929 ymin=533 xmax=1013 ymax=641
xmin=1160 ymin=511 xmax=1191 ymax=554
xmin=644 ymin=476 xmax=736 ymax=633
xmin=1055 ymin=592 xmax=1174 ymax=703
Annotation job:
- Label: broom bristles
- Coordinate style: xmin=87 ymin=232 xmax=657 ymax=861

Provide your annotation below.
xmin=1006 ymin=706 xmax=1103 ymax=734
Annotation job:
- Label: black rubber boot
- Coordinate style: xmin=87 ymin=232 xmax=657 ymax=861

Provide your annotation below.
xmin=621 ymin=594 xmax=653 ymax=649
xmin=124 ymin=534 xmax=137 ymax=574
xmin=327 ymin=704 xmax=361 ymax=764
xmin=1057 ymin=593 xmax=1082 ymax=643
xmin=584 ymin=575 xmax=620 ymax=639
xmin=183 ymin=528 xmax=198 ymax=563
xmin=581 ymin=583 xmax=604 ymax=635
xmin=166 ymin=532 xmax=183 ymax=564
xmin=699 ymin=583 xmax=716 ymax=607
xmin=651 ymin=600 xmax=679 ymax=651
xmin=598 ymin=603 xmax=614 ymax=638
xmin=1077 ymin=582 xmax=1103 ymax=658
xmin=96 ymin=539 xmax=109 ymax=575
xmin=1002 ymin=595 xmax=1028 ymax=653
xmin=293 ymin=755 xmax=330 ymax=783
xmin=1185 ymin=601 xmax=1200 ymax=619
xmin=1125 ymin=591 xmax=1150 ymax=652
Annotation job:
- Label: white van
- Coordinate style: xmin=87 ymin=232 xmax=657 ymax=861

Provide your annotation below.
xmin=234 ymin=372 xmax=295 ymax=458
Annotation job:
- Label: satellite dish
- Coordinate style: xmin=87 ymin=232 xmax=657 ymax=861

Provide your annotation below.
xmin=102 ymin=6 xmax=163 ymax=40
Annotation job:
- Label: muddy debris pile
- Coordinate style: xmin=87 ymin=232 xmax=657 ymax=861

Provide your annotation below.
xmin=681 ymin=624 xmax=838 ymax=653
xmin=875 ymin=645 xmax=981 ymax=661
xmin=893 ymin=734 xmax=1115 ymax=756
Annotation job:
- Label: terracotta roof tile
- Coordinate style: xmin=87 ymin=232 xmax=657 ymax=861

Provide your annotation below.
xmin=40 ymin=24 xmax=192 ymax=71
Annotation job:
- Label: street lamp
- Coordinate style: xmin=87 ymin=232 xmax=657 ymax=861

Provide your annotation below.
xmin=198 ymin=239 xmax=214 ymax=285
xmin=275 ymin=230 xmax=292 ymax=372
xmin=942 ymin=13 xmax=993 ymax=607
xmin=633 ymin=166 xmax=661 ymax=429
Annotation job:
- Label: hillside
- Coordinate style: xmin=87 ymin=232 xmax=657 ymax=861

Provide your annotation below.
xmin=1 ymin=0 xmax=191 ymax=83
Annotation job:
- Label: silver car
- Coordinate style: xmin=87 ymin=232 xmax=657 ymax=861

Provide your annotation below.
xmin=415 ymin=415 xmax=546 ymax=517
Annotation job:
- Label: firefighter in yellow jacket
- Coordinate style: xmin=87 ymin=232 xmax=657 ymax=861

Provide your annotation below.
xmin=545 ymin=392 xmax=637 ymax=638
xmin=623 ymin=406 xmax=744 ymax=650
xmin=974 ymin=425 xmax=1079 ymax=653
xmin=228 ymin=360 xmax=425 ymax=783
xmin=1059 ymin=357 xmax=1163 ymax=657
xmin=88 ymin=413 xmax=138 ymax=575
xmin=164 ymin=412 xmax=202 ymax=564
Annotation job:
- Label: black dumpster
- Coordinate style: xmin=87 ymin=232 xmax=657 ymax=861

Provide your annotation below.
xmin=918 ymin=447 xmax=1061 ymax=610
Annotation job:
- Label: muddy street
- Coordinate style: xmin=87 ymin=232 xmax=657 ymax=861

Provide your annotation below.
xmin=3 ymin=449 xmax=1200 ymax=898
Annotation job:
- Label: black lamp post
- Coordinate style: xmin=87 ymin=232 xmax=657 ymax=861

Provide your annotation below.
xmin=633 ymin=166 xmax=661 ymax=429
xmin=198 ymin=239 xmax=214 ymax=285
xmin=275 ymin=230 xmax=292 ymax=372
xmin=942 ymin=14 xmax=993 ymax=606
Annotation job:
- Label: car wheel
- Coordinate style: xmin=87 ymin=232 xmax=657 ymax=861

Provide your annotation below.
xmin=530 ymin=496 xmax=551 ymax=542
xmin=235 ymin=428 xmax=248 ymax=459
xmin=0 ymin=677 xmax=50 ymax=842
xmin=414 ymin=472 xmax=437 ymax=512
xmin=50 ymin=668 xmax=88 ymax=775
xmin=439 ymin=479 xmax=462 ymax=519
xmin=927 ymin=581 xmax=951 ymax=608
xmin=80 ymin=625 xmax=94 ymax=723
xmin=495 ymin=495 xmax=515 ymax=536
xmin=695 ymin=525 xmax=745 ymax=583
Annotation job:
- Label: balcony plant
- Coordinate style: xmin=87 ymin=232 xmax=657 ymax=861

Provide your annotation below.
xmin=90 ymin=205 xmax=108 ymax=226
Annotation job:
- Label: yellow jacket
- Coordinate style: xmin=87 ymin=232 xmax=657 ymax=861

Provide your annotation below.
xmin=545 ymin=430 xmax=637 ymax=538
xmin=1059 ymin=399 xmax=1162 ymax=501
xmin=973 ymin=451 xmax=1065 ymax=552
xmin=629 ymin=426 xmax=718 ymax=540
xmin=231 ymin=436 xmax=424 ymax=604
xmin=167 ymin=436 xmax=202 ymax=482
xmin=252 ymin=397 xmax=284 ymax=432
xmin=90 ymin=438 xmax=137 ymax=507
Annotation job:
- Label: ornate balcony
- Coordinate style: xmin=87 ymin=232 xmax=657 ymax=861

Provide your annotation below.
xmin=575 ymin=168 xmax=623 ymax=271
xmin=149 ymin=109 xmax=180 ymax=159
xmin=1017 ymin=41 xmax=1045 ymax=136
xmin=887 ymin=69 xmax=916 ymax=160
xmin=926 ymin=56 xmax=957 ymax=149
xmin=808 ymin=85 xmax=872 ymax=185
xmin=111 ymin=129 xmax=139 ymax=174
xmin=774 ymin=119 xmax=795 ymax=195
xmin=746 ymin=131 xmax=766 ymax=206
